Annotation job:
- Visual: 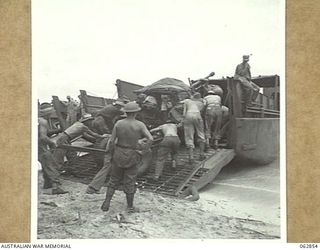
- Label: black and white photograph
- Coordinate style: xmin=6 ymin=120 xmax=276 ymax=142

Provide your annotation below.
xmin=34 ymin=0 xmax=284 ymax=240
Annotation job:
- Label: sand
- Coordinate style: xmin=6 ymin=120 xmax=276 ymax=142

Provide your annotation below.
xmin=37 ymin=177 xmax=280 ymax=239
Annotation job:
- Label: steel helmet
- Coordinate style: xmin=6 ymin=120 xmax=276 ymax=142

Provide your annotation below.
xmin=123 ymin=102 xmax=141 ymax=113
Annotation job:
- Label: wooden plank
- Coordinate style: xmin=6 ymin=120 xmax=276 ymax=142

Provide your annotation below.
xmin=247 ymin=107 xmax=280 ymax=113
xmin=246 ymin=110 xmax=279 ymax=116
xmin=181 ymin=149 xmax=235 ymax=196
xmin=58 ymin=144 xmax=107 ymax=154
xmin=246 ymin=110 xmax=279 ymax=117
xmin=246 ymin=107 xmax=280 ymax=115
xmin=201 ymin=148 xmax=235 ymax=170
xmin=174 ymin=161 xmax=206 ymax=196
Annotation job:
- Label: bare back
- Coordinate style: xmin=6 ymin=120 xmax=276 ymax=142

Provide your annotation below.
xmin=160 ymin=124 xmax=178 ymax=137
xmin=38 ymin=117 xmax=55 ymax=152
xmin=184 ymin=99 xmax=204 ymax=114
xmin=38 ymin=117 xmax=49 ymax=145
xmin=114 ymin=118 xmax=152 ymax=148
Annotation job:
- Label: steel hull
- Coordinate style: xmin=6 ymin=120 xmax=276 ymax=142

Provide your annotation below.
xmin=231 ymin=118 xmax=280 ymax=165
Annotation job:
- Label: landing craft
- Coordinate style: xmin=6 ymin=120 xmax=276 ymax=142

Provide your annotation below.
xmin=45 ymin=74 xmax=279 ymax=198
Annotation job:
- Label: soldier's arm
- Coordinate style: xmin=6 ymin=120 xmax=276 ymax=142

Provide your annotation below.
xmin=83 ymin=125 xmax=104 ymax=139
xmin=106 ymin=122 xmax=118 ymax=152
xmin=183 ymin=100 xmax=187 ymax=117
xmin=150 ymin=125 xmax=162 ymax=134
xmin=140 ymin=122 xmax=153 ymax=143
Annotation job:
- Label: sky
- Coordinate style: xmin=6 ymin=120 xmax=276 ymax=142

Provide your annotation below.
xmin=32 ymin=0 xmax=284 ymax=103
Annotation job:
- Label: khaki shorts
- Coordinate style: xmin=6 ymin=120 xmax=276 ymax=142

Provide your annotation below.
xmin=183 ymin=113 xmax=205 ymax=148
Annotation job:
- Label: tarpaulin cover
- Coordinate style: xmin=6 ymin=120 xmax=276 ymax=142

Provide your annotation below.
xmin=134 ymin=78 xmax=190 ymax=95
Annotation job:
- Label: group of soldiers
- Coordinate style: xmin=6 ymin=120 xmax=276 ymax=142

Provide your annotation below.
xmin=38 ymin=100 xmax=152 ymax=212
xmin=38 ymin=55 xmax=259 ymax=212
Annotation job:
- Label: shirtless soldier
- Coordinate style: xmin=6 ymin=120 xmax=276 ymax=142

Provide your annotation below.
xmin=150 ymin=119 xmax=181 ymax=180
xmin=203 ymin=90 xmax=223 ymax=149
xmin=54 ymin=114 xmax=108 ymax=168
xmin=101 ymin=102 xmax=153 ymax=212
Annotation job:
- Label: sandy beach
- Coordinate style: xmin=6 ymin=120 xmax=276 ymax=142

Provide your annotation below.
xmin=38 ymin=166 xmax=280 ymax=239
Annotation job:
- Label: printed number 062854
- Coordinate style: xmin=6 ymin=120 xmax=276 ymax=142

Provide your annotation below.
xmin=300 ymin=244 xmax=318 ymax=248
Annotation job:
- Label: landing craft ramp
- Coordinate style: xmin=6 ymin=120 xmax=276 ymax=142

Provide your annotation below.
xmin=61 ymin=145 xmax=235 ymax=197
xmin=138 ymin=148 xmax=235 ymax=197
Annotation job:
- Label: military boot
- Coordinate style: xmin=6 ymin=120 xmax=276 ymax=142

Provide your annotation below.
xmin=247 ymin=90 xmax=254 ymax=106
xmin=101 ymin=187 xmax=115 ymax=212
xmin=154 ymin=162 xmax=164 ymax=181
xmin=188 ymin=147 xmax=194 ymax=164
xmin=252 ymin=89 xmax=259 ymax=102
xmin=51 ymin=183 xmax=68 ymax=195
xmin=199 ymin=142 xmax=206 ymax=161
xmin=126 ymin=193 xmax=138 ymax=213
xmin=171 ymin=153 xmax=178 ymax=169
xmin=52 ymin=187 xmax=69 ymax=195
xmin=213 ymin=139 xmax=219 ymax=150
xmin=43 ymin=179 xmax=52 ymax=189
xmin=205 ymin=138 xmax=210 ymax=152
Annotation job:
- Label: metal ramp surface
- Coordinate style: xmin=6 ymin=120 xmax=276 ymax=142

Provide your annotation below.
xmin=61 ymin=146 xmax=235 ymax=198
xmin=137 ymin=147 xmax=235 ymax=197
